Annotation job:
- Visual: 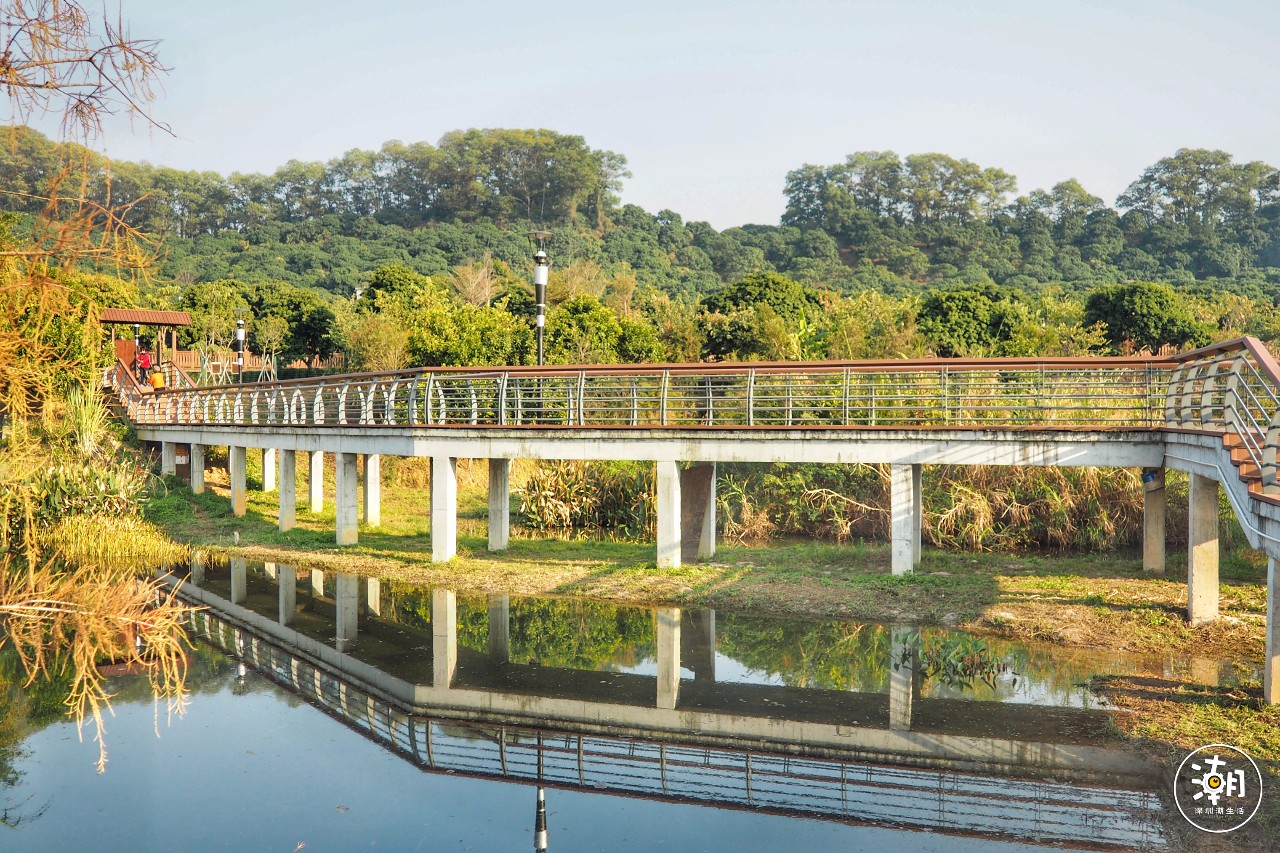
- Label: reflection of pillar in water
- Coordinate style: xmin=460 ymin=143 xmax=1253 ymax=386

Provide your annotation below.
xmin=433 ymin=589 xmax=457 ymax=688
xmin=682 ymin=610 xmax=716 ymax=682
xmin=367 ymin=578 xmax=382 ymax=616
xmin=278 ymin=565 xmax=297 ymax=626
xmin=230 ymin=557 xmax=247 ymax=605
xmin=889 ymin=627 xmax=916 ymax=731
xmin=656 ymin=607 xmax=681 ymax=710
xmin=488 ymin=595 xmax=511 ymax=662
xmin=336 ymin=573 xmax=359 ymax=650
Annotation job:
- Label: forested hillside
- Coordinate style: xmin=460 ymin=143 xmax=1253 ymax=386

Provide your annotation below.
xmin=4 ymin=125 xmax=1280 ymax=371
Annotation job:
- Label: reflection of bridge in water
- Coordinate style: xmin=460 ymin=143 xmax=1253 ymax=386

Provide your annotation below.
xmin=167 ymin=560 xmax=1166 ymax=849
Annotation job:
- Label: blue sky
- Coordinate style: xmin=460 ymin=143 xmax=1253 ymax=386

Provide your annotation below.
xmin=56 ymin=0 xmax=1280 ymax=228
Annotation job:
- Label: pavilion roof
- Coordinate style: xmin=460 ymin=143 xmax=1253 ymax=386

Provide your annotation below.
xmin=101 ymin=308 xmax=192 ymax=326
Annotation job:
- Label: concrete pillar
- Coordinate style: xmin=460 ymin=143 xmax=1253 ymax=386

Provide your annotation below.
xmin=367 ymin=578 xmax=382 ymax=617
xmin=311 ymin=569 xmax=324 ymax=597
xmin=656 ymin=460 xmax=682 ymax=569
xmin=278 ymin=450 xmax=297 ymax=532
xmin=160 ymin=442 xmax=176 ymax=476
xmin=335 ymin=452 xmax=359 ymax=546
xmin=230 ymin=557 xmax=247 ymax=605
xmin=488 ymin=594 xmax=510 ymax=662
xmin=488 ymin=459 xmax=510 ymax=551
xmin=911 ymin=463 xmax=923 ymax=565
xmin=1143 ymin=467 xmax=1166 ymax=574
xmin=700 ymin=462 xmax=717 ymax=559
xmin=229 ymin=445 xmax=247 ymax=517
xmin=309 ymin=451 xmax=324 ymax=513
xmin=1187 ymin=473 xmax=1220 ymax=626
xmin=656 ymin=607 xmax=681 ymax=709
xmin=431 ymin=456 xmax=457 ymax=562
xmin=278 ymin=565 xmax=296 ymax=626
xmin=889 ymin=628 xmax=915 ymax=731
xmin=262 ymin=448 xmax=277 ymax=492
xmin=1266 ymin=557 xmax=1279 ymax=705
xmin=335 ymin=574 xmax=359 ymax=650
xmin=432 ymin=589 xmax=457 ymax=688
xmin=890 ymin=464 xmax=920 ymax=575
xmin=362 ymin=454 xmax=381 ymax=527
xmin=190 ymin=444 xmax=206 ymax=494
xmin=190 ymin=551 xmax=205 ymax=586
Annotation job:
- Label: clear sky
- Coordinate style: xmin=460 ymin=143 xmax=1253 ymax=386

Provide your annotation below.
xmin=58 ymin=0 xmax=1280 ymax=229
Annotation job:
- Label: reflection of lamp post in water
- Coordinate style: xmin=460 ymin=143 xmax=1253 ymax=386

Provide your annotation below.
xmin=533 ymin=786 xmax=548 ymax=852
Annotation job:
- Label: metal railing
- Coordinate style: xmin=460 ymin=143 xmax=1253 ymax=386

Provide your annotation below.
xmin=110 ymin=338 xmax=1280 ymax=497
xmin=119 ymin=356 xmax=1172 ymax=431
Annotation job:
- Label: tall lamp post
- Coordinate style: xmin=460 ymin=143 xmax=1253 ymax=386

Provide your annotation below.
xmin=235 ymin=318 xmax=246 ymax=384
xmin=527 ymin=230 xmax=552 ymax=366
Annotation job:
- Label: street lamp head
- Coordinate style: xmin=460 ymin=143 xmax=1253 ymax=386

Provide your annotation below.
xmin=533 ymin=249 xmax=549 ymax=266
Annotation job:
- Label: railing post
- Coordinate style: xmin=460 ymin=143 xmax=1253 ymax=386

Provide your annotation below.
xmin=660 ymin=371 xmax=670 ymax=426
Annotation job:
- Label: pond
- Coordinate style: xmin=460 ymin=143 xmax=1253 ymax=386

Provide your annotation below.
xmin=0 ymin=558 xmax=1189 ymax=851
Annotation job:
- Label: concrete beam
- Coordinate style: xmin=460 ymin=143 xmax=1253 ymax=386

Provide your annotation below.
xmin=1266 ymin=558 xmax=1278 ymax=706
xmin=488 ymin=594 xmax=510 ymax=662
xmin=229 ymin=445 xmax=247 ymax=517
xmin=335 ymin=452 xmax=359 ymax=546
xmin=1187 ymin=473 xmax=1220 ymax=626
xmin=656 ymin=607 xmax=681 ymax=710
xmin=890 ymin=464 xmax=921 ymax=575
xmin=189 ymin=443 xmax=206 ymax=494
xmin=488 ymin=458 xmax=510 ymax=551
xmin=309 ymin=451 xmax=324 ymax=513
xmin=432 ymin=589 xmax=457 ymax=688
xmin=431 ymin=456 xmax=457 ymax=561
xmin=362 ymin=454 xmax=381 ymax=527
xmin=1142 ymin=467 xmax=1166 ymax=574
xmin=160 ymin=442 xmax=176 ymax=476
xmin=278 ymin=450 xmax=297 ymax=532
xmin=656 ymin=460 xmax=681 ymax=568
xmin=262 ymin=448 xmax=277 ymax=492
xmin=278 ymin=565 xmax=296 ymax=626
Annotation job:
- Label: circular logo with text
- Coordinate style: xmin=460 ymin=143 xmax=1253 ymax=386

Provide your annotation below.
xmin=1173 ymin=744 xmax=1263 ymax=833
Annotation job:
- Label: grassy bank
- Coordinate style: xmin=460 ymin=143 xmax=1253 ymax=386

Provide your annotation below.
xmin=144 ymin=455 xmax=1277 ymax=849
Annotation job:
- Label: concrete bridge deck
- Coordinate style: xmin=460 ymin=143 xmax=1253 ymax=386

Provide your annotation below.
xmin=109 ymin=337 xmax=1280 ymax=704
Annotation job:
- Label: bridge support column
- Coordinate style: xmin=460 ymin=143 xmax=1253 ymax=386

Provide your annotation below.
xmin=335 ymin=452 xmax=359 ymax=546
xmin=1266 ymin=558 xmax=1279 ymax=705
xmin=432 ymin=589 xmax=457 ymax=688
xmin=656 ymin=460 xmax=682 ymax=569
xmin=367 ymin=578 xmax=382 ymax=617
xmin=262 ymin=448 xmax=277 ymax=492
xmin=700 ymin=463 xmax=717 ymax=559
xmin=890 ymin=464 xmax=922 ymax=575
xmin=889 ymin=627 xmax=916 ymax=731
xmin=1187 ymin=473 xmax=1220 ymax=626
xmin=278 ymin=450 xmax=296 ymax=532
xmin=230 ymin=557 xmax=247 ymax=605
xmin=656 ymin=607 xmax=681 ymax=710
xmin=335 ymin=573 xmax=358 ymax=651
xmin=1142 ymin=467 xmax=1166 ymax=574
xmin=190 ymin=444 xmax=206 ymax=494
xmin=230 ymin=445 xmax=247 ymax=517
xmin=190 ymin=551 xmax=205 ymax=586
xmin=488 ymin=459 xmax=510 ymax=551
xmin=362 ymin=454 xmax=381 ymax=528
xmin=488 ymin=594 xmax=510 ymax=662
xmin=311 ymin=569 xmax=324 ymax=597
xmin=432 ymin=456 xmax=457 ymax=561
xmin=679 ymin=462 xmax=716 ymax=561
xmin=278 ymin=565 xmax=296 ymax=626
xmin=309 ymin=451 xmax=324 ymax=513
xmin=160 ymin=442 xmax=176 ymax=476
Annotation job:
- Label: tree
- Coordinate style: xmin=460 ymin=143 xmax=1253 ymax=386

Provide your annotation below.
xmin=1083 ymin=282 xmax=1212 ymax=353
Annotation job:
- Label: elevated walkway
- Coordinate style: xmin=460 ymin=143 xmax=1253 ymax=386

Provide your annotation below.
xmin=107 ymin=337 xmax=1280 ymax=705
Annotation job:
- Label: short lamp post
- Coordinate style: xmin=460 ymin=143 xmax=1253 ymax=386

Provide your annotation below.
xmin=133 ymin=323 xmax=141 ymax=376
xmin=235 ymin=319 xmax=246 ymax=384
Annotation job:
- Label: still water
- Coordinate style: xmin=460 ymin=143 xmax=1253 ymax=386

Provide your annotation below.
xmin=1 ymin=559 xmax=1178 ymax=851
